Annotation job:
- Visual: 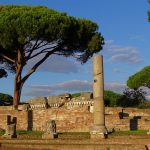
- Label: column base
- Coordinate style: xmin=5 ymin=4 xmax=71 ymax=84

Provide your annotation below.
xmin=90 ymin=125 xmax=108 ymax=139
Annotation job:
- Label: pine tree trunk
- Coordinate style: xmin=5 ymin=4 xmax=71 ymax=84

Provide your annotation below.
xmin=13 ymin=50 xmax=23 ymax=110
xmin=13 ymin=80 xmax=21 ymax=110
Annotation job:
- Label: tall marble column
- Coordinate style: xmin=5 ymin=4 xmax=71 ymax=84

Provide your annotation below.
xmin=90 ymin=54 xmax=107 ymax=139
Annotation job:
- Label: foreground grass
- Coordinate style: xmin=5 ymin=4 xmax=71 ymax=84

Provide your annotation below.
xmin=110 ymin=130 xmax=148 ymax=136
xmin=17 ymin=130 xmax=44 ymax=135
xmin=58 ymin=132 xmax=90 ymax=135
xmin=0 ymin=130 xmax=148 ymax=138
xmin=58 ymin=132 xmax=90 ymax=139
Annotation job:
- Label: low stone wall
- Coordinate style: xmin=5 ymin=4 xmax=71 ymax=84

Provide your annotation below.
xmin=0 ymin=109 xmax=28 ymax=130
xmin=0 ymin=106 xmax=150 ymax=132
xmin=105 ymin=107 xmax=150 ymax=131
xmin=31 ymin=106 xmax=93 ymax=132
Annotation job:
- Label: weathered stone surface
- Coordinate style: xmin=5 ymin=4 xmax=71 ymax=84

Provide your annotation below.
xmin=0 ymin=106 xmax=150 ymax=132
xmin=26 ymin=97 xmax=47 ymax=105
xmin=42 ymin=120 xmax=58 ymax=139
xmin=3 ymin=124 xmax=17 ymax=139
xmin=91 ymin=54 xmax=107 ymax=138
xmin=0 ymin=136 xmax=149 ymax=150
xmin=42 ymin=133 xmax=58 ymax=139
xmin=2 ymin=115 xmax=17 ymax=139
xmin=80 ymin=92 xmax=93 ymax=100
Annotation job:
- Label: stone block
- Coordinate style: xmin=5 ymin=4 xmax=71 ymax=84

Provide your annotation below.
xmin=3 ymin=124 xmax=17 ymax=139
xmin=91 ymin=133 xmax=107 ymax=139
xmin=42 ymin=133 xmax=58 ymax=139
xmin=90 ymin=125 xmax=108 ymax=139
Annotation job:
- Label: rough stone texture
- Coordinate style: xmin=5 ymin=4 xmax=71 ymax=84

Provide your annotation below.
xmin=80 ymin=92 xmax=93 ymax=100
xmin=3 ymin=124 xmax=17 ymax=139
xmin=31 ymin=107 xmax=93 ymax=132
xmin=0 ymin=110 xmax=28 ymax=131
xmin=0 ymin=106 xmax=150 ymax=132
xmin=42 ymin=120 xmax=58 ymax=139
xmin=90 ymin=54 xmax=107 ymax=138
xmin=26 ymin=97 xmax=47 ymax=105
xmin=0 ymin=136 xmax=150 ymax=150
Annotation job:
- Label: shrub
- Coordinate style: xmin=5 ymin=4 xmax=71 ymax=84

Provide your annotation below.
xmin=0 ymin=93 xmax=13 ymax=105
xmin=104 ymin=90 xmax=122 ymax=107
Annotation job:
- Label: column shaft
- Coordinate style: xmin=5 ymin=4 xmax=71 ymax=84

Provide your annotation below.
xmin=90 ymin=54 xmax=107 ymax=139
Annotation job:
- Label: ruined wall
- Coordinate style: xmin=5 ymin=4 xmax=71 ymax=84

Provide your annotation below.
xmin=0 ymin=109 xmax=28 ymax=130
xmin=31 ymin=106 xmax=93 ymax=132
xmin=105 ymin=107 xmax=150 ymax=131
xmin=0 ymin=106 xmax=150 ymax=132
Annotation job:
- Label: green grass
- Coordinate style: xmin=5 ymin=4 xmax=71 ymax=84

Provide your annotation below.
xmin=2 ymin=130 xmax=148 ymax=138
xmin=16 ymin=131 xmax=90 ymax=139
xmin=16 ymin=130 xmax=44 ymax=135
xmin=110 ymin=130 xmax=148 ymax=136
xmin=58 ymin=132 xmax=90 ymax=139
xmin=58 ymin=132 xmax=90 ymax=135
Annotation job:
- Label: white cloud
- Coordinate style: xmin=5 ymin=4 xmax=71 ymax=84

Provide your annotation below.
xmin=23 ymin=80 xmax=92 ymax=97
xmin=108 ymin=53 xmax=142 ymax=64
xmin=104 ymin=41 xmax=143 ymax=64
xmin=23 ymin=80 xmax=127 ymax=98
xmin=105 ymin=82 xmax=127 ymax=93
xmin=25 ymin=55 xmax=80 ymax=74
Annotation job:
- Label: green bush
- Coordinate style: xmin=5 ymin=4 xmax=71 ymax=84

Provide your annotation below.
xmin=0 ymin=93 xmax=13 ymax=105
xmin=104 ymin=90 xmax=122 ymax=107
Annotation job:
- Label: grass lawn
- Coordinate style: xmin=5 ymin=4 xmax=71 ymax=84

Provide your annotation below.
xmin=110 ymin=130 xmax=148 ymax=136
xmin=58 ymin=132 xmax=90 ymax=135
xmin=0 ymin=130 xmax=148 ymax=139
xmin=16 ymin=130 xmax=44 ymax=135
xmin=17 ymin=131 xmax=90 ymax=139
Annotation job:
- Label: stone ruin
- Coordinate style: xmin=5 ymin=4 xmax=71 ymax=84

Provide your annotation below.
xmin=42 ymin=120 xmax=58 ymax=139
xmin=2 ymin=115 xmax=17 ymax=139
xmin=0 ymin=54 xmax=150 ymax=141
xmin=25 ymin=92 xmax=94 ymax=112
xmin=25 ymin=54 xmax=107 ymax=139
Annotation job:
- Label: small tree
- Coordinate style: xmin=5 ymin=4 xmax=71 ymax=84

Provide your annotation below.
xmin=0 ymin=93 xmax=13 ymax=106
xmin=127 ymin=66 xmax=150 ymax=89
xmin=125 ymin=67 xmax=149 ymax=107
xmin=0 ymin=6 xmax=104 ymax=109
xmin=118 ymin=88 xmax=146 ymax=107
xmin=104 ymin=90 xmax=122 ymax=107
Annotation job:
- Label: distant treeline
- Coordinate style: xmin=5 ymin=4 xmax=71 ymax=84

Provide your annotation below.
xmin=0 ymin=93 xmax=13 ymax=106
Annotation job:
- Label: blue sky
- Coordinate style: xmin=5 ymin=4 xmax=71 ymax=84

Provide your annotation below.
xmin=0 ymin=0 xmax=150 ymax=101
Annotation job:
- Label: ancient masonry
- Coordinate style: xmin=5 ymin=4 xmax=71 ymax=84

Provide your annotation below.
xmin=90 ymin=54 xmax=107 ymax=138
xmin=0 ymin=55 xmax=150 ymax=133
xmin=0 ymin=95 xmax=150 ymax=132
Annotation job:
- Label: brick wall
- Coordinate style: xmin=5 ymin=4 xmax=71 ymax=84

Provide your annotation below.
xmin=0 ymin=109 xmax=28 ymax=130
xmin=0 ymin=106 xmax=150 ymax=132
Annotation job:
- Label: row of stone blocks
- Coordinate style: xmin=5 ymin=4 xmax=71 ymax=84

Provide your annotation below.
xmin=0 ymin=142 xmax=148 ymax=150
xmin=29 ymin=100 xmax=93 ymax=109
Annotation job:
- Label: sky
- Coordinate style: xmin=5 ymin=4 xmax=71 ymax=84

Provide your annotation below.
xmin=0 ymin=0 xmax=150 ymax=101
